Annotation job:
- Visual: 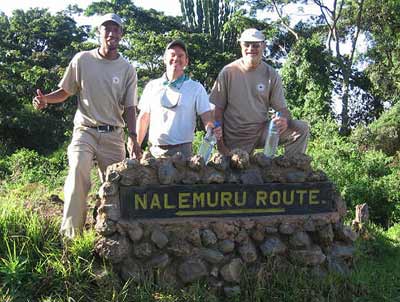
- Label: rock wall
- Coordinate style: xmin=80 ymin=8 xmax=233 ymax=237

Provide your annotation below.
xmin=94 ymin=150 xmax=355 ymax=294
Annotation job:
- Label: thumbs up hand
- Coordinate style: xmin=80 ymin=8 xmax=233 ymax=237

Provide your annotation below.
xmin=32 ymin=89 xmax=48 ymax=110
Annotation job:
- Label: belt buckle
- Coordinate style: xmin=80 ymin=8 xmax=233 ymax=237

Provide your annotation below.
xmin=97 ymin=125 xmax=107 ymax=133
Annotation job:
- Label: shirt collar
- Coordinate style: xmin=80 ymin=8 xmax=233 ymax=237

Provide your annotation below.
xmin=162 ymin=73 xmax=189 ymax=89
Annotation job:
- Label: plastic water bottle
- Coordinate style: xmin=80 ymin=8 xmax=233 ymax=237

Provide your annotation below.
xmin=198 ymin=121 xmax=221 ymax=163
xmin=263 ymin=112 xmax=281 ymax=158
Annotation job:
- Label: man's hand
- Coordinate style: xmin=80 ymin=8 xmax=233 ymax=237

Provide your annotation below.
xmin=32 ymin=89 xmax=48 ymax=110
xmin=213 ymin=125 xmax=223 ymax=141
xmin=127 ymin=136 xmax=142 ymax=160
xmin=273 ymin=114 xmax=288 ymax=134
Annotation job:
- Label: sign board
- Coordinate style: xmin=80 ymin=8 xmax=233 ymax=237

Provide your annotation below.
xmin=119 ymin=182 xmax=335 ymax=220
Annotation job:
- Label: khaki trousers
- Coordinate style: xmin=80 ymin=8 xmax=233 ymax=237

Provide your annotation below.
xmin=60 ymin=126 xmax=125 ymax=238
xmin=228 ymin=119 xmax=310 ymax=156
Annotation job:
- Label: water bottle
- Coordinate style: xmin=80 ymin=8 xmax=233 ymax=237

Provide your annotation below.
xmin=198 ymin=121 xmax=221 ymax=163
xmin=263 ymin=112 xmax=281 ymax=158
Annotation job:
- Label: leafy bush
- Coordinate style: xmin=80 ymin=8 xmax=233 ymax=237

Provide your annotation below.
xmin=309 ymin=118 xmax=400 ymax=227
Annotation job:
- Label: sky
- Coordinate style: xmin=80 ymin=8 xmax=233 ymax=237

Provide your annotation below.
xmin=0 ymin=0 xmax=182 ymax=25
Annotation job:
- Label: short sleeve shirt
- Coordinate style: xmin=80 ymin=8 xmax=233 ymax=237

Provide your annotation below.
xmin=59 ymin=49 xmax=138 ymax=128
xmin=209 ymin=59 xmax=286 ymax=149
xmin=138 ymin=77 xmax=211 ymax=146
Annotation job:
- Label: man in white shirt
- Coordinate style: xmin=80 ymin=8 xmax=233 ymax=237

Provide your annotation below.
xmin=137 ymin=40 xmax=221 ymax=158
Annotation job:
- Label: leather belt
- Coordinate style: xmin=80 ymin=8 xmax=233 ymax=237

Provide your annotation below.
xmin=156 ymin=142 xmax=191 ymax=150
xmin=86 ymin=125 xmax=118 ymax=133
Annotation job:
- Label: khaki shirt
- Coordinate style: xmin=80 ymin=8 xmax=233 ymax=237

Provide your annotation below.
xmin=210 ymin=59 xmax=286 ymax=150
xmin=59 ymin=49 xmax=138 ymax=128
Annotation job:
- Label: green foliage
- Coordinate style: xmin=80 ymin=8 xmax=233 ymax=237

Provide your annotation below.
xmin=309 ymin=118 xmax=400 ymax=227
xmin=281 ymin=35 xmax=333 ymax=123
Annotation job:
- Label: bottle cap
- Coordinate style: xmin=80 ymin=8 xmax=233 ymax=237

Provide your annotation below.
xmin=214 ymin=121 xmax=221 ymax=127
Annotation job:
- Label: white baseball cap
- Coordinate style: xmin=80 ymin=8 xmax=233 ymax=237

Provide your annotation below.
xmin=98 ymin=13 xmax=123 ymax=28
xmin=238 ymin=28 xmax=265 ymax=42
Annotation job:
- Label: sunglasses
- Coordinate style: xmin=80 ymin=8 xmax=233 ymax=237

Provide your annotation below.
xmin=241 ymin=42 xmax=263 ymax=48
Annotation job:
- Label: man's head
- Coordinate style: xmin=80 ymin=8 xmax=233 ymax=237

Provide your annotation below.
xmin=238 ymin=28 xmax=266 ymax=69
xmin=98 ymin=13 xmax=123 ymax=51
xmin=164 ymin=40 xmax=189 ymax=77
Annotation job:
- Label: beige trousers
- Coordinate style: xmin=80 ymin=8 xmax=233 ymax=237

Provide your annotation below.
xmin=60 ymin=126 xmax=125 ymax=238
xmin=228 ymin=120 xmax=310 ymax=156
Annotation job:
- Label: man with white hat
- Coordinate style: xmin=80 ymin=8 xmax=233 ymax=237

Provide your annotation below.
xmin=32 ymin=13 xmax=141 ymax=238
xmin=210 ymin=28 xmax=309 ymax=156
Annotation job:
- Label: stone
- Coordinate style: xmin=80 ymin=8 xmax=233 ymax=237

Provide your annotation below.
xmin=137 ymin=167 xmax=159 ymax=186
xmin=289 ymin=245 xmax=326 ymax=266
xmin=201 ymin=229 xmax=217 ymax=246
xmin=235 ymin=229 xmax=249 ymax=243
xmin=211 ymin=222 xmax=237 ymax=240
xmin=118 ymin=221 xmax=144 ymax=242
xmin=251 ymin=152 xmax=272 ymax=168
xmin=203 ymin=168 xmax=225 ymax=184
xmin=199 ymin=248 xmax=224 ymax=264
xmin=303 ymin=219 xmax=316 ymax=232
xmin=317 ymin=224 xmax=334 ymax=245
xmin=260 ymin=237 xmax=287 ymax=256
xmin=251 ymin=229 xmax=265 ymax=242
xmin=279 ymin=223 xmax=296 ymax=235
xmin=98 ymin=182 xmax=118 ymax=198
xmin=167 ymin=240 xmax=192 ymax=257
xmin=133 ymin=242 xmax=153 ymax=259
xmin=105 ymin=170 xmax=121 ymax=183
xmin=171 ymin=152 xmax=187 ymax=171
xmin=289 ymin=154 xmax=313 ymax=171
xmin=289 ymin=232 xmax=312 ymax=249
xmin=177 ymin=259 xmax=208 ymax=284
xmin=230 ymin=149 xmax=250 ymax=170
xmin=187 ymin=229 xmax=202 ymax=247
xmin=151 ymin=229 xmax=169 ymax=249
xmin=327 ymin=256 xmax=351 ymax=275
xmin=95 ymin=215 xmax=117 ymax=236
xmin=218 ymin=240 xmax=235 ymax=254
xmin=95 ymin=235 xmax=130 ymax=264
xmin=119 ymin=257 xmax=143 ymax=283
xmin=285 ymin=171 xmax=307 ymax=183
xmin=226 ymin=171 xmax=241 ymax=183
xmin=158 ymin=264 xmax=179 ymax=287
xmin=181 ymin=170 xmax=201 ymax=184
xmin=238 ymin=242 xmax=258 ymax=263
xmin=334 ymin=224 xmax=358 ymax=243
xmin=240 ymin=169 xmax=263 ymax=185
xmin=119 ymin=169 xmax=140 ymax=186
xmin=158 ymin=160 xmax=180 ymax=185
xmin=330 ymin=243 xmax=355 ymax=259
xmin=146 ymin=254 xmax=170 ymax=269
xmin=224 ymin=286 xmax=241 ymax=298
xmin=209 ymin=153 xmax=230 ymax=171
xmin=210 ymin=266 xmax=219 ymax=278
xmin=188 ymin=155 xmax=203 ymax=171
xmin=265 ymin=226 xmax=278 ymax=234
xmin=220 ymin=258 xmax=243 ymax=283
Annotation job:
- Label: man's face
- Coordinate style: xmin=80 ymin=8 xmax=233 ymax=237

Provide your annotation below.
xmin=99 ymin=21 xmax=122 ymax=51
xmin=164 ymin=46 xmax=188 ymax=74
xmin=240 ymin=41 xmax=266 ymax=67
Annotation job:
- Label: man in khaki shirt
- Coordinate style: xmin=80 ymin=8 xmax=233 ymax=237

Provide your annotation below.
xmin=33 ymin=13 xmax=141 ymax=238
xmin=210 ymin=28 xmax=309 ymax=156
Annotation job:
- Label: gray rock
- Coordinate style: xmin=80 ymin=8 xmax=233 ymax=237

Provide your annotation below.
xmin=279 ymin=223 xmax=296 ymax=235
xmin=171 ymin=152 xmax=187 ymax=171
xmin=238 ymin=242 xmax=258 ymax=263
xmin=286 ymin=171 xmax=307 ymax=183
xmin=181 ymin=170 xmax=201 ymax=184
xmin=119 ymin=257 xmax=143 ymax=283
xmin=99 ymin=182 xmax=118 ymax=198
xmin=187 ymin=229 xmax=202 ymax=247
xmin=230 ymin=149 xmax=250 ymax=170
xmin=224 ymin=286 xmax=241 ymax=298
xmin=199 ymin=248 xmax=224 ymax=264
xmin=95 ymin=217 xmax=117 ymax=236
xmin=226 ymin=171 xmax=241 ymax=183
xmin=201 ymin=229 xmax=217 ymax=246
xmin=137 ymin=167 xmax=159 ymax=186
xmin=317 ymin=224 xmax=334 ymax=245
xmin=127 ymin=223 xmax=144 ymax=242
xmin=290 ymin=245 xmax=326 ymax=266
xmin=151 ymin=229 xmax=169 ymax=249
xmin=220 ymin=258 xmax=243 ymax=283
xmin=95 ymin=235 xmax=130 ymax=264
xmin=251 ymin=152 xmax=272 ymax=168
xmin=251 ymin=229 xmax=265 ymax=242
xmin=218 ymin=240 xmax=235 ymax=254
xmin=209 ymin=153 xmax=230 ymax=171
xmin=330 ymin=243 xmax=355 ymax=259
xmin=105 ymin=170 xmax=121 ymax=183
xmin=289 ymin=154 xmax=312 ymax=171
xmin=265 ymin=226 xmax=278 ymax=234
xmin=303 ymin=219 xmax=316 ymax=232
xmin=240 ymin=169 xmax=263 ymax=185
xmin=188 ymin=155 xmax=203 ymax=171
xmin=146 ymin=254 xmax=170 ymax=269
xmin=133 ymin=242 xmax=153 ymax=259
xmin=203 ymin=169 xmax=225 ymax=184
xmin=260 ymin=237 xmax=287 ymax=256
xmin=334 ymin=224 xmax=358 ymax=243
xmin=210 ymin=266 xmax=219 ymax=278
xmin=167 ymin=240 xmax=192 ymax=257
xmin=177 ymin=259 xmax=208 ymax=284
xmin=235 ymin=229 xmax=249 ymax=243
xmin=158 ymin=160 xmax=179 ymax=185
xmin=289 ymin=232 xmax=312 ymax=249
